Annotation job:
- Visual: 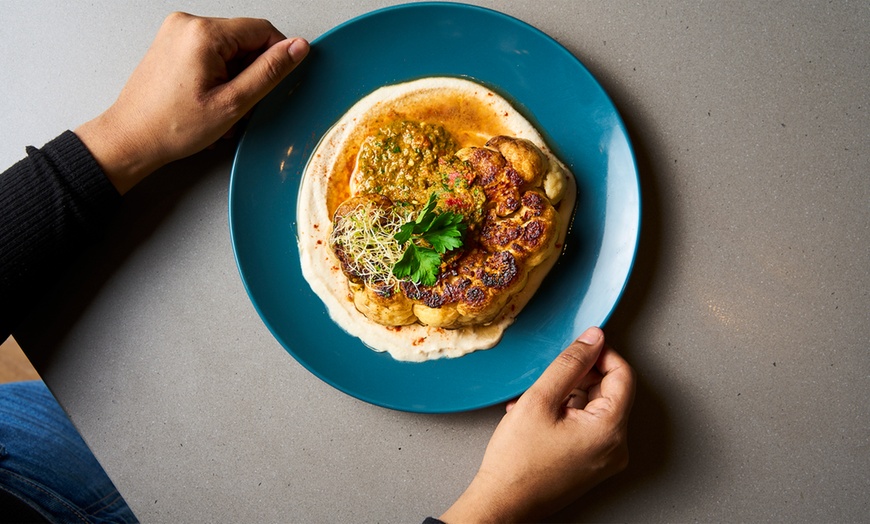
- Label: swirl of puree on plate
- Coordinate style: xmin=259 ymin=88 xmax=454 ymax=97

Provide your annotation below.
xmin=297 ymin=77 xmax=576 ymax=361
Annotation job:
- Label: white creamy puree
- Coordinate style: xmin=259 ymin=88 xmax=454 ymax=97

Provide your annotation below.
xmin=297 ymin=77 xmax=576 ymax=362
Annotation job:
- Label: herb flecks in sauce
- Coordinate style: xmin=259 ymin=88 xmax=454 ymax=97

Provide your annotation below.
xmin=356 ymin=120 xmax=457 ymax=205
xmin=435 ymin=156 xmax=486 ymax=231
xmin=356 ymin=120 xmax=487 ymax=232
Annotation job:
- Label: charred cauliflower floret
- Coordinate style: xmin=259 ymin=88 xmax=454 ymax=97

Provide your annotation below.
xmin=329 ymin=122 xmax=564 ymax=329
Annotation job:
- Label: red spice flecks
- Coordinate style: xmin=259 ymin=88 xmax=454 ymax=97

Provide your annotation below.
xmin=448 ymin=171 xmax=473 ymax=186
xmin=412 ymin=337 xmax=426 ymax=346
xmin=444 ymin=197 xmax=470 ymax=210
xmin=316 ymin=240 xmax=323 ymax=245
xmin=313 ymin=224 xmax=320 ymax=229
xmin=385 ymin=326 xmax=403 ymax=332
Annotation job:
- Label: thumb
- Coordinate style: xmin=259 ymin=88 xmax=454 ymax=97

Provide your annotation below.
xmin=526 ymin=326 xmax=605 ymax=414
xmin=225 ymin=37 xmax=309 ymax=114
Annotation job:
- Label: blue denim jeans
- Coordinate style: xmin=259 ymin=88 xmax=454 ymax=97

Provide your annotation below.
xmin=0 ymin=380 xmax=137 ymax=523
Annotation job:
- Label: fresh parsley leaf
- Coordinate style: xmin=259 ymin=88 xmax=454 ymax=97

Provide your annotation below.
xmin=391 ymin=244 xmax=442 ymax=286
xmin=423 ymin=213 xmax=466 ymax=253
xmin=416 ymin=193 xmax=438 ymax=224
xmin=391 ymin=192 xmax=467 ymax=285
xmin=394 ymin=222 xmax=415 ymax=244
xmin=411 ymin=247 xmax=442 ymax=286
xmin=392 ymin=244 xmax=417 ymax=279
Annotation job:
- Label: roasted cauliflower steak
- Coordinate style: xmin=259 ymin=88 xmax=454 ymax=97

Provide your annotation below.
xmin=330 ymin=133 xmax=566 ymax=329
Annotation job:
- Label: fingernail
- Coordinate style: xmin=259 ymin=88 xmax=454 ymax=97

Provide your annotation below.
xmin=288 ymin=38 xmax=310 ymax=63
xmin=578 ymin=326 xmax=601 ymax=345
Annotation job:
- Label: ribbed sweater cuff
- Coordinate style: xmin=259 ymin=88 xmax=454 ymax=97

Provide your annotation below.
xmin=37 ymin=130 xmax=122 ymax=223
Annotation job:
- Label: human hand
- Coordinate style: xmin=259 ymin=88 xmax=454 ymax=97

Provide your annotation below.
xmin=440 ymin=327 xmax=636 ymax=523
xmin=75 ymin=12 xmax=309 ymax=194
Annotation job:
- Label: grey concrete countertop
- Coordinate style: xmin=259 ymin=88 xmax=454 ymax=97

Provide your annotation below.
xmin=2 ymin=1 xmax=867 ymax=522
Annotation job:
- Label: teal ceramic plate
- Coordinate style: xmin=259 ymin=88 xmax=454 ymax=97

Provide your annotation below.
xmin=229 ymin=3 xmax=640 ymax=413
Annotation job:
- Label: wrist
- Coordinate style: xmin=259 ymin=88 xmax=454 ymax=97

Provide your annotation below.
xmin=440 ymin=472 xmax=532 ymax=524
xmin=75 ymin=110 xmax=163 ymax=195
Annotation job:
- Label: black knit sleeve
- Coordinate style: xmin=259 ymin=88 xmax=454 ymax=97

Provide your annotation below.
xmin=0 ymin=131 xmax=122 ymax=340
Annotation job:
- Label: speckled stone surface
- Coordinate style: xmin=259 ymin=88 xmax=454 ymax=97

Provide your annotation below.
xmin=2 ymin=1 xmax=867 ymax=522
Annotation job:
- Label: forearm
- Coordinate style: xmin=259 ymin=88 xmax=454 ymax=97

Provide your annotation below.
xmin=0 ymin=131 xmax=121 ymax=341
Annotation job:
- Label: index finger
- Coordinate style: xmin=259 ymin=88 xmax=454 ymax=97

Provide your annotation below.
xmin=525 ymin=327 xmax=605 ymax=414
